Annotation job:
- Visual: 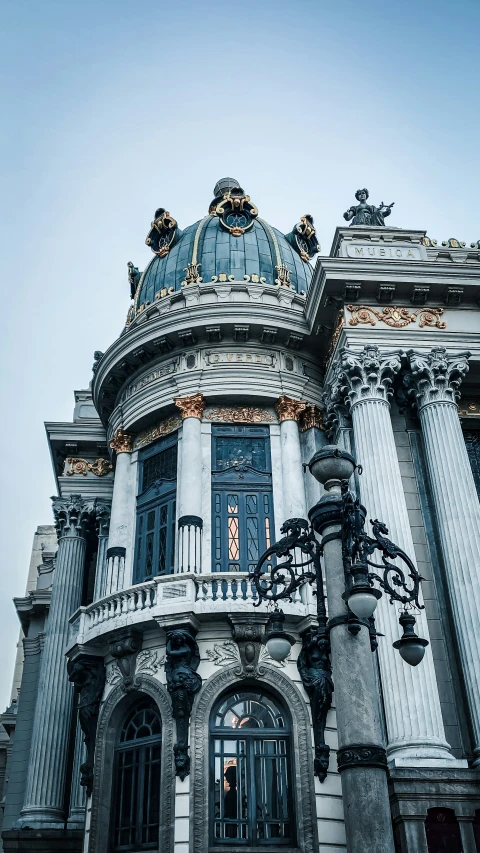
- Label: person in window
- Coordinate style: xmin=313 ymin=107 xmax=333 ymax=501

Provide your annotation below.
xmin=224 ymin=765 xmax=238 ymax=837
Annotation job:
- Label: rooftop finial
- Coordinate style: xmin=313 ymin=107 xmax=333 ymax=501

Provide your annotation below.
xmin=213 ymin=177 xmax=242 ymax=198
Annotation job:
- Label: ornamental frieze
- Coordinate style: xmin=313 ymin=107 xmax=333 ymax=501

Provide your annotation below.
xmin=134 ymin=415 xmax=181 ymax=450
xmin=120 ymin=358 xmax=179 ymax=402
xmin=66 ymin=457 xmax=113 ymax=477
xmin=205 ymin=350 xmax=276 ymax=367
xmin=347 ymin=305 xmax=446 ymax=330
xmin=204 ymin=406 xmax=277 ymax=424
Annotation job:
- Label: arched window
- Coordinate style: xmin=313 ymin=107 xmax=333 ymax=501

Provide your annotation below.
xmin=210 ymin=689 xmax=294 ymax=847
xmin=425 ymin=807 xmax=462 ymax=852
xmin=112 ymin=698 xmax=162 ymax=851
xmin=134 ymin=434 xmax=178 ymax=583
xmin=212 ymin=425 xmax=274 ymax=573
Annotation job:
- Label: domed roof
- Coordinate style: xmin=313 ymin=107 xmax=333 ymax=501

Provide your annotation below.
xmin=133 ymin=180 xmax=319 ymax=315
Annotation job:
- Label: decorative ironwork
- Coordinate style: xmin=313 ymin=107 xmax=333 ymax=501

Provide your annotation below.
xmin=165 ymin=628 xmax=202 ymax=780
xmin=347 ymin=304 xmax=446 ymax=329
xmin=341 ymin=482 xmax=423 ymax=608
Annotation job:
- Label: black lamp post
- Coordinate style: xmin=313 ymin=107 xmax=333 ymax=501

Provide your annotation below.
xmin=250 ymin=445 xmax=429 ymax=853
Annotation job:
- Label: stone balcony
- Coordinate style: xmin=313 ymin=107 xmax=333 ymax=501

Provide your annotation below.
xmin=67 ymin=572 xmax=317 ymax=652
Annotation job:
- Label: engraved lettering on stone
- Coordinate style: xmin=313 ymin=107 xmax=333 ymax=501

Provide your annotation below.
xmin=121 ymin=359 xmax=179 ymax=401
xmin=346 ymin=243 xmax=421 ymax=260
xmin=205 ymin=350 xmax=276 ymax=367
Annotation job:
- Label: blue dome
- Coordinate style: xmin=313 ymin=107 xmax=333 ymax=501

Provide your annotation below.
xmin=134 ymin=215 xmax=313 ymax=313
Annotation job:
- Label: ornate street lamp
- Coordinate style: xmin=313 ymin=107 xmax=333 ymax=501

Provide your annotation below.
xmin=251 ymin=445 xmax=428 ymax=666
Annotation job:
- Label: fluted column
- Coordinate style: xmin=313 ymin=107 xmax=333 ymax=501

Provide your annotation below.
xmin=274 ymin=395 xmax=308 ymax=520
xmin=17 ymin=495 xmax=93 ymax=828
xmin=92 ymin=500 xmax=111 ymax=601
xmin=405 ymin=347 xmax=480 ymax=764
xmin=66 ymin=720 xmax=86 ymax=829
xmin=175 ymin=394 xmax=204 ymax=573
xmin=327 ymin=346 xmax=453 ymax=766
xmin=105 ymin=430 xmax=133 ymax=595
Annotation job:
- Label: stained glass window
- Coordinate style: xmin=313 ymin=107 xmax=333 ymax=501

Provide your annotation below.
xmin=210 ymin=691 xmax=294 ymax=847
xmin=134 ymin=436 xmax=177 ymax=583
xmin=112 ymin=699 xmax=161 ymax=851
xmin=212 ymin=426 xmax=274 ymax=573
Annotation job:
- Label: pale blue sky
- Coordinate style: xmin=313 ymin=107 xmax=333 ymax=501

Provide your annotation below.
xmin=0 ymin=0 xmax=479 ymax=707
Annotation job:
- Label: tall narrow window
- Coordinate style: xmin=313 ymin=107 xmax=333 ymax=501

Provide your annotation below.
xmin=464 ymin=430 xmax=480 ymax=501
xmin=112 ymin=698 xmax=162 ymax=851
xmin=212 ymin=426 xmax=274 ymax=573
xmin=210 ymin=690 xmax=294 ymax=847
xmin=134 ymin=435 xmax=177 ymax=583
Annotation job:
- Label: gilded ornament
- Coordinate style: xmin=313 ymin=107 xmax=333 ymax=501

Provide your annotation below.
xmin=134 ymin=416 xmax=181 ymax=450
xmin=299 ymin=405 xmax=324 ymax=432
xmin=174 ymin=393 xmax=205 ymax=420
xmin=181 ymin=261 xmax=203 ymax=286
xmin=214 ymin=183 xmax=259 ymax=236
xmin=285 ymin=214 xmax=320 ymax=261
xmin=274 ymin=395 xmax=307 ymax=423
xmin=204 ymin=406 xmax=276 ymax=424
xmin=109 ymin=429 xmax=134 ymax=454
xmin=347 ymin=305 xmax=446 ymax=330
xmin=442 ymin=237 xmax=466 ymax=248
xmin=421 ymin=236 xmax=438 ymax=247
xmin=66 ymin=457 xmax=113 ymax=477
xmin=458 ymin=399 xmax=480 ymax=417
xmin=145 ymin=208 xmax=181 ymax=257
xmin=275 ymin=262 xmax=292 ymax=288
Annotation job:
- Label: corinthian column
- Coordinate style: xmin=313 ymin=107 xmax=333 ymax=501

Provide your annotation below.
xmin=274 ymin=395 xmax=308 ymax=520
xmin=327 ymin=346 xmax=453 ymax=765
xmin=17 ymin=496 xmax=93 ymax=828
xmin=105 ymin=430 xmax=134 ymax=595
xmin=405 ymin=347 xmax=480 ymax=764
xmin=175 ymin=394 xmax=204 ymax=573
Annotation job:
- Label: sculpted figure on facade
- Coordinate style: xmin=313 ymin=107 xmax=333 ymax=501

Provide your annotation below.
xmin=165 ymin=628 xmax=202 ymax=780
xmin=67 ymin=657 xmax=106 ymax=795
xmin=343 ymin=188 xmax=394 ymax=227
xmin=297 ymin=628 xmax=333 ymax=782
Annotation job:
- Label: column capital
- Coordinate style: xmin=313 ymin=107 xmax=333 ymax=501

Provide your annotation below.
xmin=329 ymin=345 xmax=402 ymax=410
xmin=51 ymin=495 xmax=94 ymax=539
xmin=274 ymin=395 xmax=307 ymax=422
xmin=404 ymin=347 xmax=471 ymax=410
xmin=94 ymin=498 xmax=111 ymax=538
xmin=109 ymin=429 xmax=134 ymax=454
xmin=174 ymin=393 xmax=205 ymax=420
xmin=299 ymin=404 xmax=324 ymax=433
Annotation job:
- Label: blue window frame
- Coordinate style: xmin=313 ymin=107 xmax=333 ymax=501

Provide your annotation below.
xmin=212 ymin=426 xmax=274 ymax=573
xmin=134 ymin=435 xmax=177 ymax=583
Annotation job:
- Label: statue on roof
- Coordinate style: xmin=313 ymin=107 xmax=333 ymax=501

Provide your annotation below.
xmin=285 ymin=214 xmax=320 ymax=261
xmin=343 ymin=189 xmax=394 ymax=227
xmin=127 ymin=262 xmax=142 ymax=299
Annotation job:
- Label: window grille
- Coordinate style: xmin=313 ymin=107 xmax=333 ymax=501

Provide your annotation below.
xmin=212 ymin=426 xmax=274 ymax=573
xmin=112 ymin=699 xmax=161 ymax=851
xmin=210 ymin=690 xmax=294 ymax=847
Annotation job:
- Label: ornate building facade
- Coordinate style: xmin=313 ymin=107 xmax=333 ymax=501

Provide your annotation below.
xmin=1 ymin=178 xmax=480 ymax=853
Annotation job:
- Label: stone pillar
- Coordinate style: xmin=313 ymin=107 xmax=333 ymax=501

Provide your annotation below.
xmin=175 ymin=394 xmax=204 ymax=573
xmin=310 ymin=482 xmax=395 ymax=853
xmin=327 ymin=346 xmax=453 ymax=765
xmin=105 ymin=430 xmax=133 ymax=595
xmin=92 ymin=500 xmax=111 ymax=601
xmin=458 ymin=817 xmax=478 ymax=853
xmin=405 ymin=348 xmax=480 ymax=765
xmin=17 ymin=495 xmax=93 ymax=828
xmin=397 ymin=818 xmax=428 ymax=853
xmin=66 ymin=720 xmax=86 ymax=830
xmin=274 ymin=395 xmax=308 ymax=520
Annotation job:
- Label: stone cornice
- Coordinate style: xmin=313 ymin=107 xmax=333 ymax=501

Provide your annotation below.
xmin=326 ymin=345 xmax=402 ymax=413
xmin=174 ymin=393 xmax=205 ymax=420
xmin=404 ymin=347 xmax=471 ymax=410
xmin=14 ymin=591 xmax=51 ymax=632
